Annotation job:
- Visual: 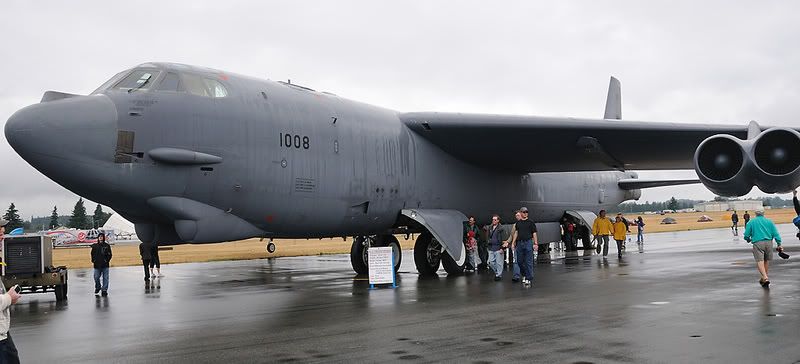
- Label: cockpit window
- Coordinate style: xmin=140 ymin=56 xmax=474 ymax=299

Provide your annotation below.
xmin=92 ymin=70 xmax=128 ymax=94
xmin=156 ymin=72 xmax=182 ymax=92
xmin=113 ymin=69 xmax=160 ymax=91
xmin=182 ymin=73 xmax=228 ymax=98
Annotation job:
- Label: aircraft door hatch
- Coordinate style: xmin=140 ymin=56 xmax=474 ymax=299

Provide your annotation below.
xmin=401 ymin=209 xmax=466 ymax=265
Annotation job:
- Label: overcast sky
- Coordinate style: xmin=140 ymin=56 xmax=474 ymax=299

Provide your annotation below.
xmin=2 ymin=1 xmax=799 ymax=218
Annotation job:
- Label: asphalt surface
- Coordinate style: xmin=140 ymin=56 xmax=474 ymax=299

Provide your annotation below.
xmin=10 ymin=224 xmax=800 ymax=363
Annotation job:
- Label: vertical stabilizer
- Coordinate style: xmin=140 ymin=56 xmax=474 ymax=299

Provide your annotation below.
xmin=604 ymin=76 xmax=622 ymax=120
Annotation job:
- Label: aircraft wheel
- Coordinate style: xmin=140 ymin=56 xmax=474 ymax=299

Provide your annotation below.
xmin=266 ymin=242 xmax=276 ymax=253
xmin=350 ymin=235 xmax=375 ymax=275
xmin=441 ymin=247 xmax=465 ymax=275
xmin=414 ymin=232 xmax=441 ymax=276
xmin=382 ymin=235 xmax=403 ymax=272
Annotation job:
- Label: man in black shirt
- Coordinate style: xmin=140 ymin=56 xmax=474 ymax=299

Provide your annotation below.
xmin=511 ymin=207 xmax=538 ymax=287
xmin=90 ymin=233 xmax=113 ymax=296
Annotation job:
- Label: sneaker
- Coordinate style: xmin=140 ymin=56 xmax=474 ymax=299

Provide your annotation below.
xmin=511 ymin=277 xmax=520 ymax=282
xmin=101 ymin=291 xmax=108 ymax=297
xmin=523 ymin=280 xmax=531 ymax=287
xmin=494 ymin=276 xmax=502 ymax=281
xmin=94 ymin=289 xmax=100 ymax=295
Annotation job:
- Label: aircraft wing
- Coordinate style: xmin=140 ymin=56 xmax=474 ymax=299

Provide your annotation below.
xmin=400 ymin=112 xmax=750 ymax=172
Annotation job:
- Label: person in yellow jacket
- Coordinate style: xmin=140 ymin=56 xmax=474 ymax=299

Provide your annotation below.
xmin=613 ymin=215 xmax=628 ymax=259
xmin=592 ymin=210 xmax=614 ymax=257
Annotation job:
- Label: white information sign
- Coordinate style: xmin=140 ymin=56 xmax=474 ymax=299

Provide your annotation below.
xmin=368 ymin=247 xmax=395 ymax=286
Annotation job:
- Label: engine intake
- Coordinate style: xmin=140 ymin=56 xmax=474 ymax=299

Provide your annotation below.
xmin=694 ymin=128 xmax=800 ymax=196
xmin=752 ymin=128 xmax=800 ymax=193
xmin=694 ymin=134 xmax=753 ymax=196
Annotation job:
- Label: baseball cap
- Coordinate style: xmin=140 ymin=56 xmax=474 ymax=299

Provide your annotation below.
xmin=519 ymin=207 xmax=528 ymax=213
xmin=0 ymin=219 xmax=8 ymax=227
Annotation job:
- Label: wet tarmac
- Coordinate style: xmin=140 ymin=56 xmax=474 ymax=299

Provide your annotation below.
xmin=10 ymin=224 xmax=800 ymax=363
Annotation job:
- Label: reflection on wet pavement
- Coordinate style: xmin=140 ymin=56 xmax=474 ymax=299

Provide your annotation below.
xmin=10 ymin=224 xmax=800 ymax=363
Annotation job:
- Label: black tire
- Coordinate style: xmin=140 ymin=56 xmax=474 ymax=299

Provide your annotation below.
xmin=441 ymin=248 xmax=465 ymax=275
xmin=350 ymin=236 xmax=370 ymax=275
xmin=266 ymin=242 xmax=276 ymax=253
xmin=413 ymin=232 xmax=441 ymax=276
xmin=384 ymin=235 xmax=403 ymax=273
xmin=55 ymin=284 xmax=66 ymax=302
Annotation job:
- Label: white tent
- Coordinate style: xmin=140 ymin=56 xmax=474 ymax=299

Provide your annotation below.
xmin=102 ymin=211 xmax=138 ymax=242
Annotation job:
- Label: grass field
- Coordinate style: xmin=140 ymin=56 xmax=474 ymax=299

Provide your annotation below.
xmin=53 ymin=207 xmax=796 ymax=269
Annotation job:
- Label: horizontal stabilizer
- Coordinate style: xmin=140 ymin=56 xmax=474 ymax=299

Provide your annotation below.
xmin=617 ymin=178 xmax=700 ymax=190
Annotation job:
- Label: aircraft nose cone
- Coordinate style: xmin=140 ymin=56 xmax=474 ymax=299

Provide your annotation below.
xmin=5 ymin=95 xmax=118 ymax=164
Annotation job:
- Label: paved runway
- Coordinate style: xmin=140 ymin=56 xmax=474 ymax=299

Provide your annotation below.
xmin=10 ymin=224 xmax=800 ymax=363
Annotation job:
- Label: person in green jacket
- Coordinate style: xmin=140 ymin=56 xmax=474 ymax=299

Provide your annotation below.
xmin=743 ymin=210 xmax=783 ymax=287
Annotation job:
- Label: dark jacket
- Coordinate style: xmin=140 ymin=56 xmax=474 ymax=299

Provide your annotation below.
xmin=487 ymin=224 xmax=506 ymax=251
xmin=139 ymin=241 xmax=153 ymax=260
xmin=90 ymin=242 xmax=113 ymax=269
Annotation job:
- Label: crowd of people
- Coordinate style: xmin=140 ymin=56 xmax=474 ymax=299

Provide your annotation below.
xmin=463 ymin=207 xmax=651 ymax=287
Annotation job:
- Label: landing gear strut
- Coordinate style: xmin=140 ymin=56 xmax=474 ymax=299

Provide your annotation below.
xmin=350 ymin=235 xmax=402 ymax=275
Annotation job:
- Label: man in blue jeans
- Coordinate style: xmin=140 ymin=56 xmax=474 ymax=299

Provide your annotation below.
xmin=511 ymin=207 xmax=538 ymax=287
xmin=90 ymin=233 xmax=113 ymax=296
xmin=504 ymin=211 xmax=522 ymax=281
xmin=486 ymin=214 xmax=507 ymax=281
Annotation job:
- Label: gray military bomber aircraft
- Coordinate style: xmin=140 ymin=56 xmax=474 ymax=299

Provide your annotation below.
xmin=6 ymin=63 xmax=800 ymax=276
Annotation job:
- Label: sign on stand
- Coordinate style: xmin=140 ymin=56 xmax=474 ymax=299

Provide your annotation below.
xmin=368 ymin=247 xmax=396 ymax=289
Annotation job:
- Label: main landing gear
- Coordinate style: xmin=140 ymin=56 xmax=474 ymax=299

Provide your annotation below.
xmin=413 ymin=232 xmax=464 ymax=276
xmin=350 ymin=235 xmax=402 ymax=274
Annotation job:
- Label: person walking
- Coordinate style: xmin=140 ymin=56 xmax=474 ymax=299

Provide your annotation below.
xmin=793 ymin=190 xmax=800 ymax=240
xmin=635 ymin=216 xmax=645 ymax=244
xmin=90 ymin=233 xmax=112 ymax=296
xmin=150 ymin=241 xmax=162 ymax=278
xmin=504 ymin=211 xmax=523 ymax=281
xmin=139 ymin=240 xmax=153 ymax=281
xmin=510 ymin=207 xmax=537 ymax=287
xmin=731 ymin=210 xmax=739 ymax=236
xmin=0 ymin=219 xmax=22 ymax=364
xmin=613 ymin=216 xmax=628 ymax=259
xmin=743 ymin=210 xmax=783 ymax=287
xmin=486 ymin=214 xmax=507 ymax=281
xmin=592 ymin=210 xmax=614 ymax=257
xmin=743 ymin=211 xmax=751 ymax=227
xmin=463 ymin=216 xmax=480 ymax=273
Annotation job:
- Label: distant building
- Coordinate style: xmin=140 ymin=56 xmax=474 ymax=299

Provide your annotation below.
xmin=694 ymin=200 xmax=764 ymax=212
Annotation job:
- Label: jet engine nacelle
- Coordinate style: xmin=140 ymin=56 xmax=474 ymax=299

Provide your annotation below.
xmin=694 ymin=128 xmax=800 ymax=196
xmin=751 ymin=128 xmax=800 ymax=193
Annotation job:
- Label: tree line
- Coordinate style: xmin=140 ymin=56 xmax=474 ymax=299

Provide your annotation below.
xmin=618 ymin=196 xmax=796 ymax=214
xmin=2 ymin=198 xmax=113 ymax=232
